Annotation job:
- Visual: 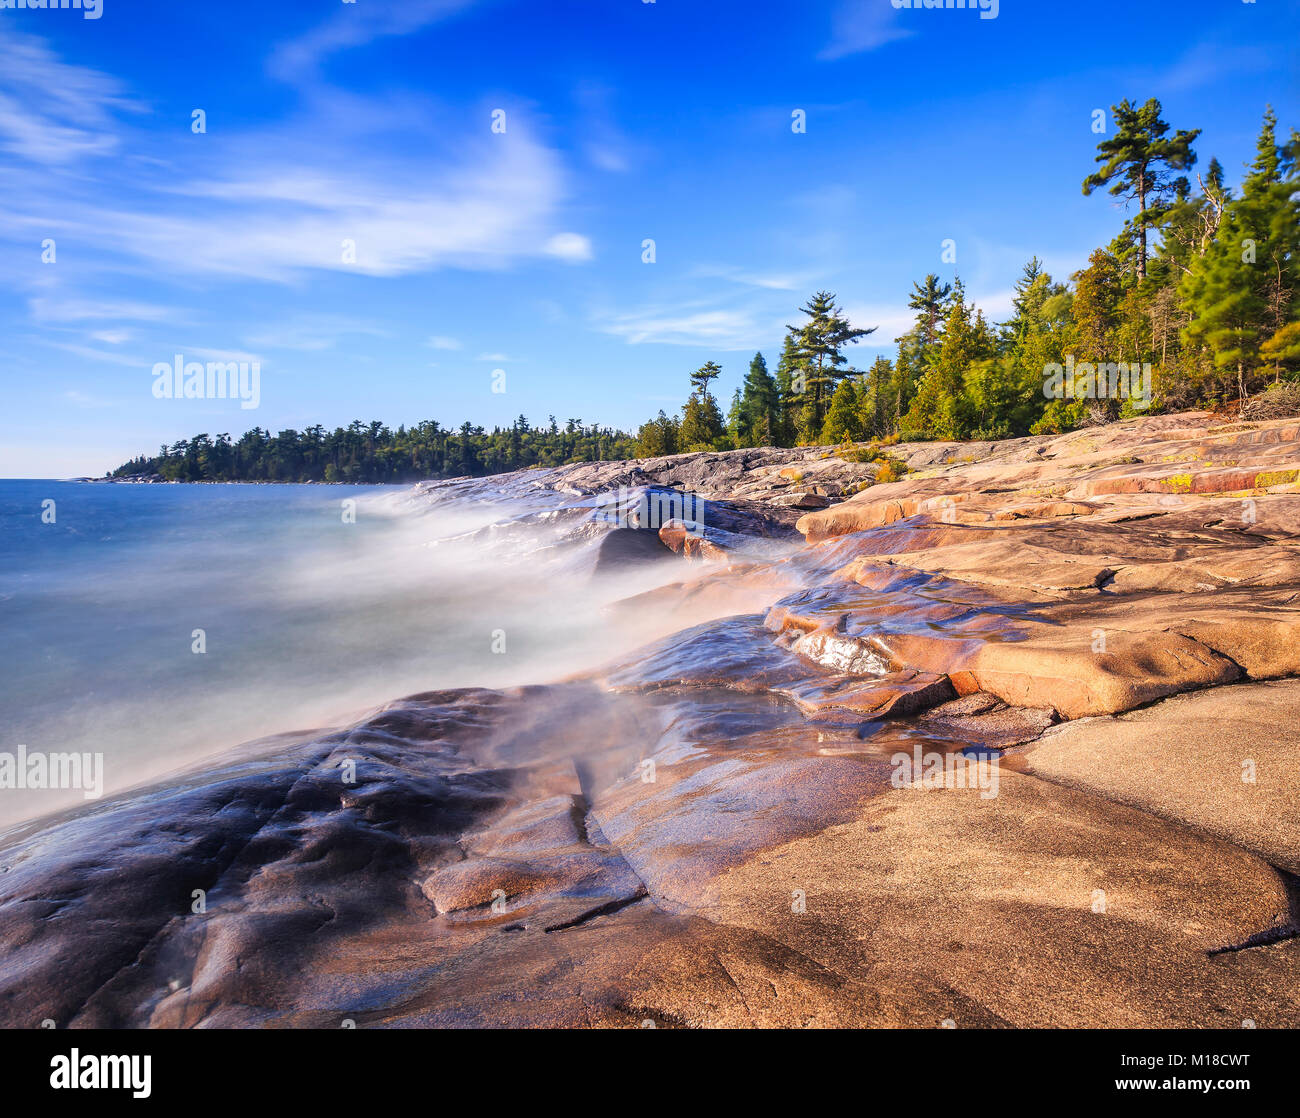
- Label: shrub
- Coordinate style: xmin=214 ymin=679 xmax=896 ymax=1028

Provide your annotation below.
xmin=876 ymin=461 xmax=902 ymax=484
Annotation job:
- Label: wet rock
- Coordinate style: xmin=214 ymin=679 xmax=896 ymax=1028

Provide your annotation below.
xmin=591 ymin=527 xmax=675 ymax=574
xmin=4 ymin=411 xmax=1300 ymax=1028
xmin=919 ymin=696 xmax=1057 ymax=749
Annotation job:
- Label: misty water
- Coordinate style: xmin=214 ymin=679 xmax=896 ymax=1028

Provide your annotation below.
xmin=0 ymin=478 xmax=697 ymax=828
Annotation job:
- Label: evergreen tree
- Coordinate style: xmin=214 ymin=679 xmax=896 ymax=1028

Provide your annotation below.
xmin=784 ymin=291 xmax=875 ymax=433
xmin=821 ymin=377 xmax=864 ymax=443
xmin=1181 ymin=109 xmax=1298 ymax=400
xmin=773 ymin=335 xmax=800 ymax=447
xmin=726 ymin=388 xmax=746 ymax=446
xmin=901 ymin=279 xmax=992 ymax=439
xmin=737 ymin=351 xmax=780 ymax=447
xmin=860 ymin=355 xmax=896 ymax=437
xmin=1083 ymin=98 xmax=1201 ymax=282
xmin=1072 ymin=249 xmax=1124 ymax=361
xmin=906 ymin=273 xmax=952 ymax=359
xmin=635 ymin=410 xmax=680 ymax=457
xmin=679 ymin=362 xmax=727 ymax=449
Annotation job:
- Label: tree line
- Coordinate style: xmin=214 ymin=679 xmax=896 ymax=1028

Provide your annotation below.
xmin=113 ymin=417 xmax=637 ymax=482
xmin=636 ymin=100 xmax=1300 ymax=455
xmin=116 ymin=100 xmax=1298 ymax=481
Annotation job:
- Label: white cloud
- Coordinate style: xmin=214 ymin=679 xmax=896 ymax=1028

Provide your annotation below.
xmin=62 ymin=389 xmax=114 ymax=409
xmin=91 ymin=329 xmax=132 ymax=345
xmin=269 ymin=0 xmax=483 ymax=84
xmin=594 ymin=304 xmax=765 ymax=350
xmin=1153 ymin=41 xmax=1277 ymax=95
xmin=44 ymin=341 xmax=151 ymax=369
xmin=839 ymin=302 xmax=913 ymax=344
xmin=820 ymin=1 xmax=913 ymax=61
xmin=573 ymin=82 xmax=638 ymax=174
xmin=694 ymin=264 xmax=811 ymax=292
xmin=29 ymin=297 xmax=176 ymax=324
xmin=544 ymin=232 xmax=594 ymax=263
xmin=184 ymin=346 xmax=265 ymax=365
xmin=246 ymin=315 xmax=387 ymax=352
xmin=426 ymin=335 xmax=462 ymax=350
xmin=0 ymin=34 xmax=142 ymax=165
xmin=0 ymin=38 xmax=586 ymax=285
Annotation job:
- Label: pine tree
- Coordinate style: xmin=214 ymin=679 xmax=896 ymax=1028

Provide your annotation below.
xmin=901 ymin=279 xmax=990 ymax=439
xmin=785 ymin=291 xmax=875 ymax=433
xmin=1181 ymin=109 xmax=1298 ymax=400
xmin=726 ymin=388 xmax=745 ymax=446
xmin=738 ymin=351 xmax=779 ymax=447
xmin=774 ymin=335 xmax=800 ymax=447
xmin=635 ymin=410 xmax=680 ymax=457
xmin=689 ymin=360 xmax=723 ymax=396
xmin=821 ymin=377 xmax=864 ymax=444
xmin=1083 ymin=98 xmax=1200 ymax=282
xmin=1072 ymin=249 xmax=1124 ymax=361
xmin=1003 ymin=261 xmax=1074 ymax=432
xmin=680 ymin=362 xmax=727 ymax=449
xmin=907 ymin=273 xmax=952 ymax=359
xmin=860 ymin=355 xmax=896 ymax=437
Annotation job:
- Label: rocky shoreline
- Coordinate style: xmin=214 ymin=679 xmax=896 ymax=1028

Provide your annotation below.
xmin=2 ymin=410 xmax=1298 ymax=1028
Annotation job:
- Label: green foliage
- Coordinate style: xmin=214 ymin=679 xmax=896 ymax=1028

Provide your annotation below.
xmin=784 ymin=291 xmax=876 ymax=433
xmin=1083 ymin=98 xmax=1201 ymax=280
xmin=735 ymin=351 xmax=780 ymax=447
xmin=679 ymin=363 xmax=728 ymax=449
xmin=115 ymin=416 xmax=639 ymax=482
xmin=1181 ymin=108 xmax=1300 ymax=400
xmin=635 ymin=410 xmax=680 ymax=457
xmin=820 ymin=377 xmax=865 ymax=443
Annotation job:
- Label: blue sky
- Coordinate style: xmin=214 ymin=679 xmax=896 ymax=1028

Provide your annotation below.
xmin=1 ymin=0 xmax=1296 ymax=477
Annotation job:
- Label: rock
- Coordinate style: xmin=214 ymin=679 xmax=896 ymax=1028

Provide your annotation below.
xmin=771 ymin=491 xmax=831 ymax=509
xmin=919 ymin=697 xmax=1057 ymax=749
xmin=4 ymin=411 xmax=1300 ymax=1029
xmin=1025 ymin=678 xmax=1300 ymax=874
xmin=591 ymin=527 xmax=674 ymax=574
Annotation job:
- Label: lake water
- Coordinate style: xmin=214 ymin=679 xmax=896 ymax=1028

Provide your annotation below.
xmin=0 ymin=478 xmax=688 ymax=828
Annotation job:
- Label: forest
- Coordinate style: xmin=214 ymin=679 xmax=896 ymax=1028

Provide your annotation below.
xmin=115 ymin=100 xmax=1299 ymax=483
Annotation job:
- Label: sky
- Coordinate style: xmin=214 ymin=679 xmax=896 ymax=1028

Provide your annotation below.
xmin=0 ymin=0 xmax=1297 ymax=477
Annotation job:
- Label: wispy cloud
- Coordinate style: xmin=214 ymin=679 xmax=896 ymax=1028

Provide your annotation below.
xmin=1153 ymin=41 xmax=1277 ymax=95
xmin=593 ymin=303 xmax=768 ymax=350
xmin=820 ymin=1 xmax=913 ymax=61
xmin=62 ymin=389 xmax=115 ymax=409
xmin=573 ymin=81 xmax=640 ymax=174
xmin=91 ymin=329 xmax=133 ymax=345
xmin=0 ymin=34 xmax=142 ymax=165
xmin=0 ymin=33 xmax=590 ymax=286
xmin=268 ymin=0 xmax=484 ymax=85
xmin=29 ymin=297 xmax=177 ymax=324
xmin=43 ymin=341 xmax=152 ymax=369
xmin=693 ymin=264 xmax=812 ymax=292
xmin=839 ymin=301 xmax=911 ymax=345
xmin=245 ymin=315 xmax=387 ymax=352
